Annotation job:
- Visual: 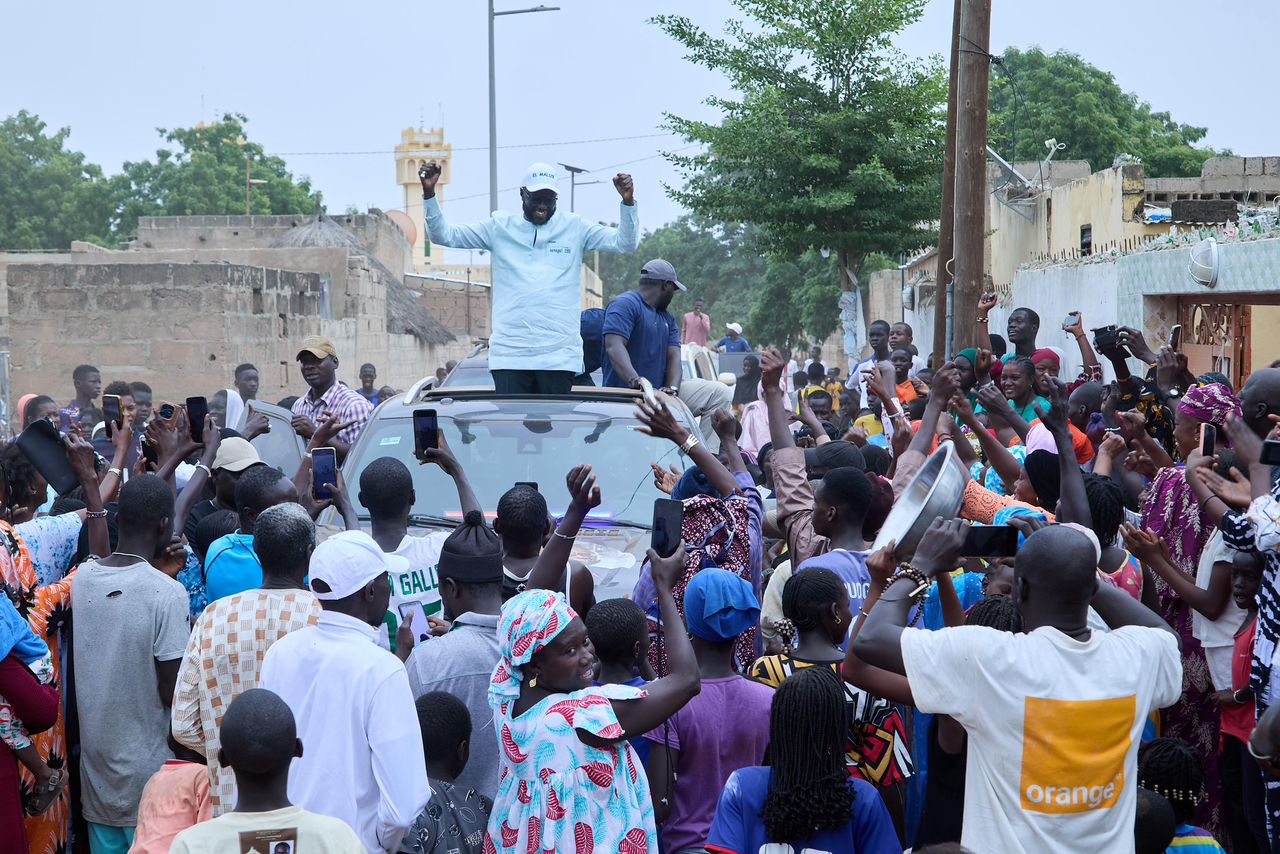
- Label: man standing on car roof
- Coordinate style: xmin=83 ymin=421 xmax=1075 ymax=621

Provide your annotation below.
xmin=419 ymin=160 xmax=639 ymax=396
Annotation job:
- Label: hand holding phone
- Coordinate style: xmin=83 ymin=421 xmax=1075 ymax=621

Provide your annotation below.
xmin=1200 ymin=423 xmax=1216 ymax=458
xmin=102 ymin=394 xmax=123 ymax=438
xmin=186 ymin=397 xmax=208 ymax=443
xmin=651 ymin=498 xmax=684 ymax=559
xmin=311 ymin=447 xmax=338 ymax=501
xmin=1170 ymin=324 xmax=1183 ymax=352
xmin=413 ymin=409 xmax=439 ymax=457
xmin=1260 ymin=440 xmax=1280 ymax=467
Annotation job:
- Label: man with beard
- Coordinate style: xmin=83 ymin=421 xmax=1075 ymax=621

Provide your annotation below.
xmin=419 ymin=160 xmax=638 ymax=395
xmin=602 ymin=259 xmax=685 ymax=394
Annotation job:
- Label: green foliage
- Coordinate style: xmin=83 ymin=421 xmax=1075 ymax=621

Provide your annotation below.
xmin=111 ymin=113 xmax=315 ymax=238
xmin=655 ymin=0 xmax=944 ymax=289
xmin=988 ymin=47 xmax=1227 ymax=178
xmin=0 ymin=111 xmax=116 ymax=249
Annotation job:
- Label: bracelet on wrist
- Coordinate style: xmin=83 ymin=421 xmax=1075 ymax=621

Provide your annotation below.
xmin=679 ymin=434 xmax=700 ymax=453
xmin=976 ymin=317 xmax=989 ymax=324
xmin=553 ymin=530 xmax=577 ymax=541
xmin=886 ymin=565 xmax=931 ymax=626
xmin=107 ymin=467 xmax=122 ymax=478
xmin=85 ymin=509 xmax=108 ymax=519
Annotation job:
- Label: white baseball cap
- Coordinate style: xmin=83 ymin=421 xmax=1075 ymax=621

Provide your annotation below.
xmin=308 ymin=530 xmax=409 ymax=600
xmin=726 ymin=322 xmax=743 ymax=334
xmin=521 ymin=162 xmax=558 ymax=194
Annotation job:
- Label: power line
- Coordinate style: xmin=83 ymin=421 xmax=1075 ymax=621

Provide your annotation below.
xmin=270 ymin=131 xmax=677 ymax=157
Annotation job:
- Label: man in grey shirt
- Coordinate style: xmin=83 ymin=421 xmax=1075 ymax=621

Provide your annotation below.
xmin=72 ymin=475 xmax=190 ymax=852
xmin=404 ymin=510 xmax=504 ymax=800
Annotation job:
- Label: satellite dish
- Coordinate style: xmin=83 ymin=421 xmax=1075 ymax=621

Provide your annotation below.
xmin=1188 ymin=237 xmax=1219 ymax=288
xmin=386 ymin=209 xmax=417 ymax=247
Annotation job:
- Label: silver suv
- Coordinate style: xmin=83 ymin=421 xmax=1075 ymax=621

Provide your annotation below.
xmin=327 ymin=377 xmax=703 ymax=601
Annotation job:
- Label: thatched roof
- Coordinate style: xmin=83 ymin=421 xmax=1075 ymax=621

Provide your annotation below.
xmin=270 ymin=206 xmax=454 ymax=346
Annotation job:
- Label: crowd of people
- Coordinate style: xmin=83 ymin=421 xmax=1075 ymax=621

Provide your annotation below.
xmin=6 ymin=160 xmax=1280 ymax=854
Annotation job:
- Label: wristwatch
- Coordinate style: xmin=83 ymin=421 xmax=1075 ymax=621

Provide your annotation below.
xmin=660 ymin=386 xmax=679 ymax=397
xmin=1165 ymin=387 xmax=1182 ymax=400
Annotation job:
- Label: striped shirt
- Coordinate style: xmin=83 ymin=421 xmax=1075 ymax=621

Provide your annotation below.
xmin=291 ymin=382 xmax=374 ymax=446
xmin=1169 ymin=823 xmax=1225 ymax=852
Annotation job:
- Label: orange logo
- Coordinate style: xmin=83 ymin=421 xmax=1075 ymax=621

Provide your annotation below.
xmin=1020 ymin=695 xmax=1135 ymax=814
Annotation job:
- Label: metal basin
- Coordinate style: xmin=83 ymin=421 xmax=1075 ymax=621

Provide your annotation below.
xmin=871 ymin=441 xmax=971 ymax=558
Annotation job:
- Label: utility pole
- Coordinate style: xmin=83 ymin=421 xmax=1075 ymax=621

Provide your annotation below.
xmin=932 ymin=0 xmax=961 ymax=365
xmin=949 ymin=0 xmax=992 ymax=356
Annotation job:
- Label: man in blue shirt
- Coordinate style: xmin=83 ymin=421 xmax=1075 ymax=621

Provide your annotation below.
xmin=204 ymin=465 xmax=297 ymax=601
xmin=602 ymin=259 xmax=684 ymax=393
xmin=717 ymin=323 xmax=751 ymax=353
xmin=419 ymin=160 xmax=639 ymax=395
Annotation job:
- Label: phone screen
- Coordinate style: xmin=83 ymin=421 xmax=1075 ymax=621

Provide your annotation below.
xmin=651 ymin=498 xmax=684 ymax=559
xmin=961 ymin=524 xmax=1019 ymax=557
xmin=57 ymin=409 xmax=74 ymax=433
xmin=102 ymin=395 xmax=122 ymax=437
xmin=413 ymin=409 xmax=438 ymax=456
xmin=312 ymin=447 xmax=337 ymax=501
xmin=1170 ymin=324 xmax=1183 ymax=351
xmin=186 ymin=396 xmax=208 ymax=443
xmin=142 ymin=438 xmax=159 ymax=467
xmin=397 ymin=602 xmax=432 ymax=642
xmin=158 ymin=402 xmax=176 ymax=422
xmin=1261 ymin=440 xmax=1280 ymax=467
xmin=1200 ymin=423 xmax=1216 ymax=458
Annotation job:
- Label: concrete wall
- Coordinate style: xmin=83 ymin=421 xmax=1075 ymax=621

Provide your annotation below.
xmin=6 ymin=261 xmax=458 ymax=403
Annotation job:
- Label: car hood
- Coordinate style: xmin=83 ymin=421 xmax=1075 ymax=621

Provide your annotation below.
xmin=317 ymin=521 xmax=647 ymax=602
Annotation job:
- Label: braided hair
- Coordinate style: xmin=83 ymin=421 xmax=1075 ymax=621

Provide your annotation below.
xmin=761 ymin=666 xmax=855 ymax=842
xmin=1083 ymin=473 xmax=1124 ymax=549
xmin=0 ymin=443 xmax=43 ymax=513
xmin=1138 ymin=737 xmax=1204 ymax=824
xmin=776 ymin=568 xmax=845 ymax=653
xmin=965 ymin=594 xmax=1023 ymax=632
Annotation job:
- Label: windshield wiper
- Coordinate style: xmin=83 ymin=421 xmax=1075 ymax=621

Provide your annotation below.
xmin=407 ymin=514 xmax=460 ymax=528
xmin=586 ymin=517 xmax=651 ymax=530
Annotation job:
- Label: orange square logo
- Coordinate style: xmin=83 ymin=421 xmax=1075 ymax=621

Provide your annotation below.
xmin=1020 ymin=695 xmax=1135 ymax=814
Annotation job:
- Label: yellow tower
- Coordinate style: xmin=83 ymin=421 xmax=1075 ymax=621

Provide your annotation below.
xmin=395 ymin=127 xmax=452 ymax=272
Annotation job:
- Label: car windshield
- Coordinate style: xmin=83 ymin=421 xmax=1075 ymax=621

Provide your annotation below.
xmin=440 ymin=360 xmax=493 ymax=387
xmin=346 ymin=401 xmax=686 ymax=526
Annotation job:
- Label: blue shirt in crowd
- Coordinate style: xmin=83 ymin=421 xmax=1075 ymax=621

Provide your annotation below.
xmin=718 ymin=335 xmax=751 ymax=353
xmin=601 ymin=290 xmax=680 ymax=389
xmin=707 ymin=766 xmax=900 ymax=854
xmin=203 ymin=531 xmax=263 ymax=601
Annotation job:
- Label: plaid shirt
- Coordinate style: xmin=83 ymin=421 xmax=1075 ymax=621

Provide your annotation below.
xmin=291 ymin=382 xmax=374 ymax=446
xmin=171 ymin=588 xmax=322 ymax=815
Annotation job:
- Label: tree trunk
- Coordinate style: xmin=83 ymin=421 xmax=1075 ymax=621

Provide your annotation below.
xmin=838 ymin=249 xmax=868 ymax=369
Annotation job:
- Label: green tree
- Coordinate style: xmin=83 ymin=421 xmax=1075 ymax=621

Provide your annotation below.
xmin=112 ymin=113 xmax=315 ymax=237
xmin=655 ymin=0 xmax=944 ymax=306
xmin=988 ymin=48 xmax=1226 ymax=178
xmin=0 ymin=111 xmax=116 ymax=249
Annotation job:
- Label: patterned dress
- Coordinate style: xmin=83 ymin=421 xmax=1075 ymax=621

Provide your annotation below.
xmin=0 ymin=516 xmax=81 ymax=854
xmin=171 ymin=587 xmax=321 ymax=815
xmin=486 ymin=683 xmax=655 ymax=854
xmin=749 ymin=655 xmax=913 ymax=787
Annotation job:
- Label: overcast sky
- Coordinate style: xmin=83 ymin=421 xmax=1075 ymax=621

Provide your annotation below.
xmin=7 ymin=1 xmax=1273 ymax=261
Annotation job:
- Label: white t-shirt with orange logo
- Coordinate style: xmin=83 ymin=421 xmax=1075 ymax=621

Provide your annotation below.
xmin=901 ymin=624 xmax=1181 ymax=854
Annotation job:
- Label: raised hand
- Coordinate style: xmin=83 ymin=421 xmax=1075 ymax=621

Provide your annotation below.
xmin=978 ymin=292 xmax=998 ymax=318
xmin=861 ymin=365 xmax=894 ymax=405
xmin=1117 ymin=326 xmax=1154 ymax=363
xmin=974 ymin=348 xmax=994 ymax=382
xmin=911 ymin=517 xmax=969 ymax=576
xmin=1225 ymin=414 xmax=1264 ymax=467
xmin=867 ymin=541 xmax=898 ymax=586
xmin=565 ymin=464 xmax=602 ymax=516
xmin=1097 ymin=431 xmax=1127 ymax=460
xmin=635 ymin=398 xmax=690 ymax=446
xmin=648 ymin=543 xmax=687 ymax=592
xmin=1064 ymin=311 xmax=1084 ymax=337
xmin=1032 ymin=377 xmax=1070 ymax=435
xmin=613 ymin=173 xmax=635 ymax=204
xmin=930 ymin=362 xmax=960 ymax=402
xmin=760 ymin=348 xmax=785 ymax=393
xmin=243 ymin=405 xmax=271 ymax=441
xmin=309 ymin=412 xmax=356 ymax=451
xmin=419 ymin=161 xmax=443 ymax=198
xmin=651 ymin=462 xmax=681 ymax=495
xmin=1121 ymin=523 xmax=1172 ymax=566
xmin=1115 ymin=410 xmax=1147 ymax=446
xmin=712 ymin=408 xmax=739 ymax=445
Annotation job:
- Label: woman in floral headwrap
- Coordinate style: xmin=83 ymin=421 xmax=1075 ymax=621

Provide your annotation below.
xmin=1136 ymin=382 xmax=1241 ymax=835
xmin=486 ymin=547 xmax=700 ymax=854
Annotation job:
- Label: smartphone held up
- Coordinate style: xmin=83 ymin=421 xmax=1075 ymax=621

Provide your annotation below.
xmin=311 ymin=447 xmax=338 ymax=501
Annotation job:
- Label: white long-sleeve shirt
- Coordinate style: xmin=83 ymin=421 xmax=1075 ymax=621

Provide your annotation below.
xmin=260 ymin=611 xmax=429 ymax=853
xmin=423 ymin=196 xmax=639 ymax=373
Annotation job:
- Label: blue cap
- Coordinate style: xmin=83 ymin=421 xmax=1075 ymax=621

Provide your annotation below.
xmin=684 ymin=567 xmax=759 ymax=642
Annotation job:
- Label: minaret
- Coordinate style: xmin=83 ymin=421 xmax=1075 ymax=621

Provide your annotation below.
xmin=395 ymin=127 xmax=451 ymax=272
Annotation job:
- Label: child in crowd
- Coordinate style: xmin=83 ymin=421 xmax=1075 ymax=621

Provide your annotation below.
xmin=0 ymin=597 xmax=64 ymax=815
xmin=400 ymin=692 xmax=493 ymax=854
xmin=169 ymin=689 xmax=364 ymax=854
xmin=128 ymin=739 xmax=211 ymax=854
xmin=587 ymin=597 xmax=655 ymax=766
xmin=645 ymin=568 xmax=773 ymax=853
xmin=1138 ymin=738 xmax=1225 ymax=853
xmin=705 ymin=666 xmax=900 ymax=854
xmin=1134 ymin=789 xmax=1178 ymax=854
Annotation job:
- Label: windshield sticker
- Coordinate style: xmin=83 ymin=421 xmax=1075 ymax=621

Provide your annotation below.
xmin=379 ymin=436 xmax=402 ymax=446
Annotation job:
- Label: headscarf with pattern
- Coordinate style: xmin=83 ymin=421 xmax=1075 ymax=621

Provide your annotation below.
xmin=1177 ymin=382 xmax=1241 ymax=433
xmin=489 ymin=589 xmax=578 ymax=710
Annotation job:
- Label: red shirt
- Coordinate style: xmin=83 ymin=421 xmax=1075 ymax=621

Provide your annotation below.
xmin=1222 ymin=615 xmax=1257 ymax=745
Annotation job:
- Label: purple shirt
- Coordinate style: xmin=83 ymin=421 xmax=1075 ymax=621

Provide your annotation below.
xmin=644 ymin=675 xmax=773 ymax=852
xmin=795 ymin=549 xmax=873 ymax=616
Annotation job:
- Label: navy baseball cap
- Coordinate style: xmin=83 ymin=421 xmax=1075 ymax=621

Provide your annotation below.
xmin=640 ymin=259 xmax=687 ymax=291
